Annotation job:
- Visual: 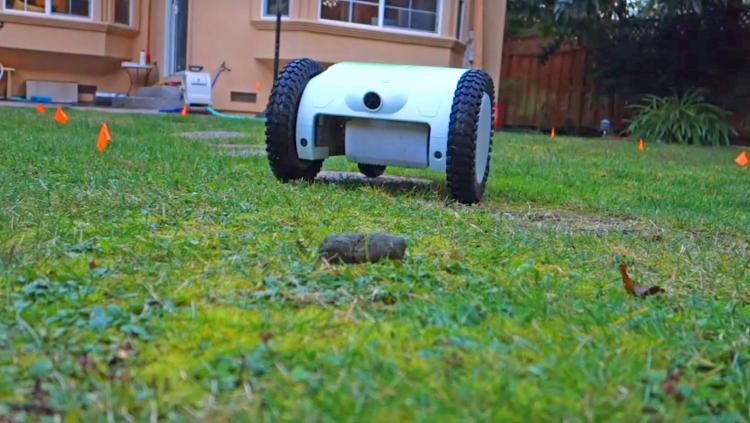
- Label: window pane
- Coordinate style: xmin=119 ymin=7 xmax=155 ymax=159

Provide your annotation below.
xmin=321 ymin=0 xmax=350 ymax=21
xmin=384 ymin=7 xmax=407 ymax=28
xmin=413 ymin=0 xmax=437 ymax=12
xmin=5 ymin=0 xmax=20 ymax=11
xmin=265 ymin=0 xmax=289 ymax=16
xmin=411 ymin=10 xmax=436 ymax=31
xmin=384 ymin=1 xmax=437 ymax=32
xmin=114 ymin=0 xmax=130 ymax=24
xmin=385 ymin=0 xmax=409 ymax=7
xmin=52 ymin=0 xmax=90 ymax=16
xmin=352 ymin=2 xmax=378 ymax=25
xmin=51 ymin=0 xmax=67 ymax=13
xmin=29 ymin=0 xmax=46 ymax=12
xmin=323 ymin=0 xmax=438 ymax=32
xmin=70 ymin=0 xmax=89 ymax=16
xmin=7 ymin=0 xmax=46 ymax=12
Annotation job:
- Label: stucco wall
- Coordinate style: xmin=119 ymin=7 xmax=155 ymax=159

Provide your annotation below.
xmin=0 ymin=0 xmax=144 ymax=97
xmin=0 ymin=0 xmax=506 ymax=113
xmin=184 ymin=0 xmax=476 ymax=112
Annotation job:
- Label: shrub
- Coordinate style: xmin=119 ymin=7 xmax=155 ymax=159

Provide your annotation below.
xmin=627 ymin=90 xmax=737 ymax=146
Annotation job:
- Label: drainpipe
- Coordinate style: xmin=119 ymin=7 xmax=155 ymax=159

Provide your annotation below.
xmin=473 ymin=0 xmax=484 ymax=69
xmin=455 ymin=0 xmax=464 ymax=40
xmin=146 ymin=0 xmax=152 ymax=56
xmin=273 ymin=0 xmax=282 ymax=81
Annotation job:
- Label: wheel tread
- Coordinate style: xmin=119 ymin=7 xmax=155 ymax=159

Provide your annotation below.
xmin=446 ymin=70 xmax=495 ymax=204
xmin=265 ymin=58 xmax=324 ymax=182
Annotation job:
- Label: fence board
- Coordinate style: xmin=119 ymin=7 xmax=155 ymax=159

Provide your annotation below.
xmin=500 ymin=35 xmax=748 ymax=141
xmin=500 ymin=36 xmax=628 ymax=135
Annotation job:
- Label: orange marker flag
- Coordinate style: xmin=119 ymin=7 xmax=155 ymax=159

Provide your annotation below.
xmin=736 ymin=151 xmax=749 ymax=168
xmin=550 ymin=128 xmax=556 ymax=139
xmin=36 ymin=105 xmax=47 ymax=114
xmin=638 ymin=138 xmax=645 ymax=152
xmin=180 ymin=105 xmax=189 ymax=117
xmin=97 ymin=123 xmax=112 ymax=153
xmin=54 ymin=107 xmax=69 ymax=124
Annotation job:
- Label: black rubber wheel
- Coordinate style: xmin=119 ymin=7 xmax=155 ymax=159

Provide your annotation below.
xmin=265 ymin=58 xmax=324 ymax=182
xmin=358 ymin=163 xmax=386 ymax=178
xmin=446 ymin=70 xmax=495 ymax=204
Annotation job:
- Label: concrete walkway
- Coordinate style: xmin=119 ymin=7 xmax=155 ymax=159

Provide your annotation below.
xmin=0 ymin=100 xmax=162 ymax=115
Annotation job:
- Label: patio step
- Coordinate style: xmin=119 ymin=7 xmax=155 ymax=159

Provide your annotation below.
xmin=111 ymin=95 xmax=183 ymax=110
xmin=105 ymin=86 xmax=183 ymax=110
xmin=136 ymin=86 xmax=182 ymax=101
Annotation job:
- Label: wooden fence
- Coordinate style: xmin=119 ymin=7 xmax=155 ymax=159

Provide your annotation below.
xmin=499 ymin=36 xmax=626 ymax=135
xmin=499 ymin=35 xmax=749 ymax=140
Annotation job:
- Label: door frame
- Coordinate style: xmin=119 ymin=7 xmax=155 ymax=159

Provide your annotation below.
xmin=163 ymin=0 xmax=188 ymax=76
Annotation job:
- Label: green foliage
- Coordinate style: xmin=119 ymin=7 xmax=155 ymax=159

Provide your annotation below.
xmin=508 ymin=0 xmax=750 ymax=112
xmin=1 ymin=108 xmax=749 ymax=420
xmin=627 ymin=90 xmax=737 ymax=146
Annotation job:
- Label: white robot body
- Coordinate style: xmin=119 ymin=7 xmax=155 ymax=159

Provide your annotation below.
xmin=266 ymin=59 xmax=495 ymax=204
xmin=296 ymin=62 xmax=490 ymax=174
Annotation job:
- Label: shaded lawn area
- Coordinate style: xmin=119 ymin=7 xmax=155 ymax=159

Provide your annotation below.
xmin=1 ymin=107 xmax=749 ymax=421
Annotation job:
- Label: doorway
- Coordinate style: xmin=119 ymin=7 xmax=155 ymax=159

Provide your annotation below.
xmin=164 ymin=0 xmax=189 ymax=75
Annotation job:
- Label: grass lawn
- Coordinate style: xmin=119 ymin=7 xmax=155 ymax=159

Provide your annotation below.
xmin=1 ymin=106 xmax=749 ymax=421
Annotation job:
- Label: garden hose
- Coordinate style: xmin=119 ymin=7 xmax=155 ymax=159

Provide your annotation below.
xmin=206 ymin=106 xmax=264 ymax=121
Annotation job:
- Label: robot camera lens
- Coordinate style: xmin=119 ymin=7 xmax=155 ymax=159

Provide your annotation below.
xmin=363 ymin=92 xmax=382 ymax=111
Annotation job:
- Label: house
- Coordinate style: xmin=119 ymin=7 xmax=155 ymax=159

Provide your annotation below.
xmin=0 ymin=0 xmax=506 ymax=113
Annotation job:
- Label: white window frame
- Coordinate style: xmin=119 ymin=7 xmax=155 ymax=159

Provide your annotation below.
xmin=318 ymin=0 xmax=442 ymax=35
xmin=456 ymin=0 xmax=467 ymax=40
xmin=261 ymin=0 xmax=291 ymax=19
xmin=164 ymin=0 xmax=176 ymax=75
xmin=113 ymin=0 xmax=133 ymax=26
xmin=1 ymin=0 xmax=94 ymax=21
xmin=164 ymin=0 xmax=190 ymax=76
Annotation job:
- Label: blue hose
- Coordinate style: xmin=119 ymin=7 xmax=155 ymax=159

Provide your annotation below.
xmin=206 ymin=106 xmax=265 ymax=121
xmin=9 ymin=96 xmax=52 ymax=103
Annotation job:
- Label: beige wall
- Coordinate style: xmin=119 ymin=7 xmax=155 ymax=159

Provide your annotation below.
xmin=0 ymin=0 xmax=506 ymax=113
xmin=477 ymin=0 xmax=506 ymax=91
xmin=0 ymin=0 xmax=145 ymax=97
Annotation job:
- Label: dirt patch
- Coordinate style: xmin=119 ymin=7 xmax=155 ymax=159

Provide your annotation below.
xmin=216 ymin=144 xmax=266 ymax=157
xmin=316 ymin=171 xmax=437 ymax=188
xmin=499 ymin=208 xmax=663 ymax=236
xmin=180 ymin=131 xmax=245 ymax=140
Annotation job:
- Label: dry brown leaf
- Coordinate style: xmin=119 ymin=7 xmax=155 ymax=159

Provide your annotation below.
xmin=619 ymin=264 xmax=665 ymax=297
xmin=260 ymin=332 xmax=274 ymax=344
xmin=660 ymin=369 xmax=684 ymax=401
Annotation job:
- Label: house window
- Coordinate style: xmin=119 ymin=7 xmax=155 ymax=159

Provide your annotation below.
xmin=114 ymin=0 xmax=131 ymax=25
xmin=5 ymin=0 xmax=47 ymax=13
xmin=321 ymin=0 xmax=439 ymax=33
xmin=321 ymin=0 xmax=379 ymax=26
xmin=52 ymin=0 xmax=90 ymax=17
xmin=384 ymin=0 xmax=437 ymax=32
xmin=4 ymin=0 xmax=92 ymax=18
xmin=263 ymin=0 xmax=289 ymax=16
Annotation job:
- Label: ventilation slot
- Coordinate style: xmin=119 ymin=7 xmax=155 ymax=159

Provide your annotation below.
xmin=231 ymin=91 xmax=257 ymax=103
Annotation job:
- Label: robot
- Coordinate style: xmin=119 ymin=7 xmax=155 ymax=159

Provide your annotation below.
xmin=265 ymin=59 xmax=495 ymax=204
